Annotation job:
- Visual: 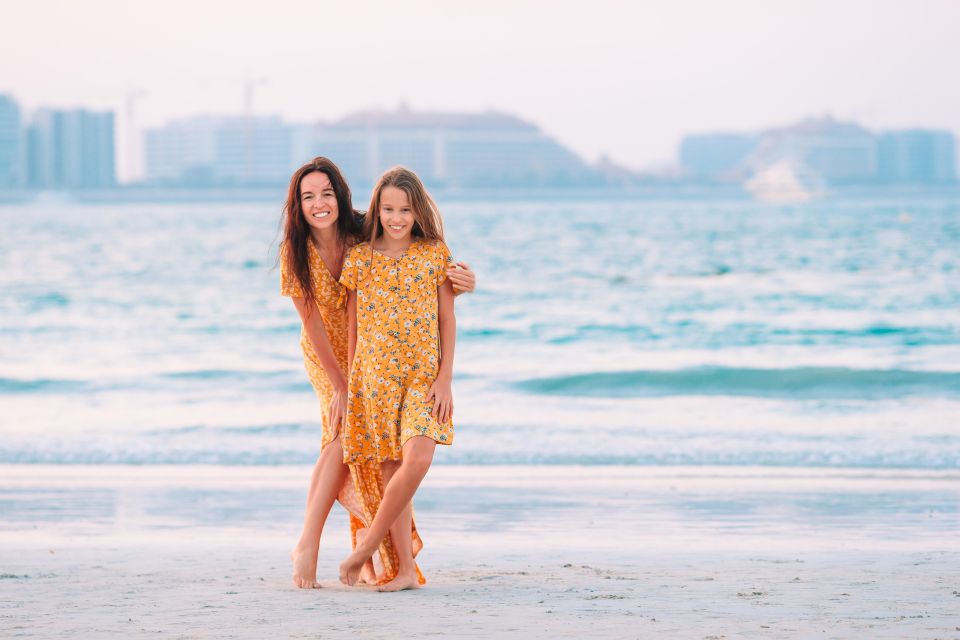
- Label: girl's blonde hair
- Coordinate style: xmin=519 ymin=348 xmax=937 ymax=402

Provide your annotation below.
xmin=365 ymin=166 xmax=445 ymax=243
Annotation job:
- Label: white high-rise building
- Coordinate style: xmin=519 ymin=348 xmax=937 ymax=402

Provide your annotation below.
xmin=877 ymin=130 xmax=956 ymax=185
xmin=27 ymin=108 xmax=115 ymax=189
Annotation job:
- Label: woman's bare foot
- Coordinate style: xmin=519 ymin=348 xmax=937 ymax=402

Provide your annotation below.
xmin=357 ymin=559 xmax=378 ymax=585
xmin=290 ymin=545 xmax=321 ymax=589
xmin=338 ymin=549 xmax=368 ymax=586
xmin=353 ymin=528 xmax=378 ymax=585
xmin=376 ymin=568 xmax=421 ymax=592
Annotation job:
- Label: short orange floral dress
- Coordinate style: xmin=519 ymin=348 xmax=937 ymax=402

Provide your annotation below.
xmin=339 ymin=238 xmax=455 ymax=464
xmin=280 ymin=239 xmax=424 ymax=584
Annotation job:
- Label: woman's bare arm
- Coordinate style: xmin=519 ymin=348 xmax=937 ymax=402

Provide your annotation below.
xmin=446 ymin=261 xmax=476 ymax=296
xmin=292 ymin=296 xmax=348 ymax=430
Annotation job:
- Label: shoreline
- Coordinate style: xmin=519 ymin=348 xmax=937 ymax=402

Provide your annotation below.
xmin=4 ymin=461 xmax=959 ymax=480
xmin=2 ymin=463 xmax=957 ymax=553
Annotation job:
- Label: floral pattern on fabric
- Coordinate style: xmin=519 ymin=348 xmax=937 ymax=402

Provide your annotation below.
xmin=339 ymin=239 xmax=455 ymax=464
xmin=281 ymin=240 xmax=425 ymax=585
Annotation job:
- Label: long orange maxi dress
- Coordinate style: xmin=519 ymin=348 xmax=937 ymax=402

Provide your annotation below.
xmin=281 ymin=240 xmax=423 ymax=583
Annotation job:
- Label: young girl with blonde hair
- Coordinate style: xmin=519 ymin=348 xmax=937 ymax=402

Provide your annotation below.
xmin=338 ymin=166 xmax=457 ymax=591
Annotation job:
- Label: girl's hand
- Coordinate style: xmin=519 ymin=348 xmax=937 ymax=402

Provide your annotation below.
xmin=329 ymin=388 xmax=348 ymax=435
xmin=426 ymin=375 xmax=454 ymax=424
xmin=447 ymin=262 xmax=476 ymax=295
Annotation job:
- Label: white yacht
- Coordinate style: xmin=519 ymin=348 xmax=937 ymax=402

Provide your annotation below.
xmin=745 ymin=161 xmax=826 ymax=204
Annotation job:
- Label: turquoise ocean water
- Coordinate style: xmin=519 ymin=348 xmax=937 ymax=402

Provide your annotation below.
xmin=1 ymin=194 xmax=958 ymax=468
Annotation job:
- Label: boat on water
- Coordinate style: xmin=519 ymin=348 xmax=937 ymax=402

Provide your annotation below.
xmin=744 ymin=161 xmax=826 ymax=204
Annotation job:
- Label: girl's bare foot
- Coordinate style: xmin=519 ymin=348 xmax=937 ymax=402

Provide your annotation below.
xmin=338 ymin=550 xmax=368 ymax=586
xmin=290 ymin=545 xmax=321 ymax=589
xmin=376 ymin=568 xmax=421 ymax=592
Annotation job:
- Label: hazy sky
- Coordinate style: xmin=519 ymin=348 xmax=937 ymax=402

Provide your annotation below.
xmin=4 ymin=0 xmax=959 ymax=175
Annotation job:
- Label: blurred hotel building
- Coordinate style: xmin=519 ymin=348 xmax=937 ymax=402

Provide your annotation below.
xmin=143 ymin=106 xmax=596 ymax=188
xmin=748 ymin=119 xmax=878 ymax=185
xmin=308 ymin=107 xmax=593 ymax=187
xmin=680 ymin=133 xmax=756 ymax=181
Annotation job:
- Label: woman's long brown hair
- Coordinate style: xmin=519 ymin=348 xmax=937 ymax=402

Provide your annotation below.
xmin=364 ymin=166 xmax=445 ymax=244
xmin=280 ymin=157 xmax=362 ymax=312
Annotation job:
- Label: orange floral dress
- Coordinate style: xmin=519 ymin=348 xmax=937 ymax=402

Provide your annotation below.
xmin=281 ymin=239 xmax=424 ymax=584
xmin=339 ymin=238 xmax=455 ymax=463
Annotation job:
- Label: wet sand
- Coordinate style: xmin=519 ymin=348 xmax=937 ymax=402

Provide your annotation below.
xmin=1 ymin=465 xmax=958 ymax=638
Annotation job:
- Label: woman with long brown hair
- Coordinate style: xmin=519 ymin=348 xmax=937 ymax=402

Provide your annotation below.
xmin=280 ymin=157 xmax=474 ymax=588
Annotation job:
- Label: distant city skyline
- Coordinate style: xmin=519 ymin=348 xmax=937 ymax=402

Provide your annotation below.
xmin=2 ymin=0 xmax=959 ymax=180
xmin=2 ymin=93 xmax=953 ymax=192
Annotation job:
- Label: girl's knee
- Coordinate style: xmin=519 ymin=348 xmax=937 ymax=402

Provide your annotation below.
xmin=406 ymin=453 xmax=432 ymax=473
xmin=402 ymin=437 xmax=436 ymax=473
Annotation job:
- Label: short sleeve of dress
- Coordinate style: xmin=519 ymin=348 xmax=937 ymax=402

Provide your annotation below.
xmin=433 ymin=240 xmax=454 ymax=287
xmin=339 ymin=244 xmax=363 ymax=291
xmin=279 ymin=243 xmax=305 ymax=297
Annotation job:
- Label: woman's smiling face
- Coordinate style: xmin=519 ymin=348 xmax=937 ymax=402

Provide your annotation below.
xmin=300 ymin=171 xmax=339 ymax=232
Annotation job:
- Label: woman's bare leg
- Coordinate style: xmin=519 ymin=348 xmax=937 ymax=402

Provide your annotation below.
xmin=354 ymin=528 xmax=378 ymax=585
xmin=291 ymin=437 xmax=349 ymax=588
xmin=339 ymin=436 xmax=436 ymax=586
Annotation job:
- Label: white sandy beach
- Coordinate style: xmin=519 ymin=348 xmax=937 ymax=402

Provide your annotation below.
xmin=1 ymin=465 xmax=959 ymax=639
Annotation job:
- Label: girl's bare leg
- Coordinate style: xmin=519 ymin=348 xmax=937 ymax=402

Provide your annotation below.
xmin=376 ymin=503 xmax=417 ymax=591
xmin=375 ymin=461 xmax=419 ymax=591
xmin=339 ymin=436 xmax=436 ymax=587
xmin=291 ymin=437 xmax=349 ymax=588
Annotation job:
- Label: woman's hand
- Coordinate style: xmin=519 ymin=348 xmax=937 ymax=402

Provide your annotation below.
xmin=426 ymin=374 xmax=454 ymax=424
xmin=329 ymin=382 xmax=348 ymax=435
xmin=447 ymin=262 xmax=476 ymax=295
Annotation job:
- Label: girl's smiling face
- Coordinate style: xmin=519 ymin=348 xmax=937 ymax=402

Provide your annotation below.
xmin=379 ymin=186 xmax=415 ymax=241
xmin=300 ymin=171 xmax=339 ymax=232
